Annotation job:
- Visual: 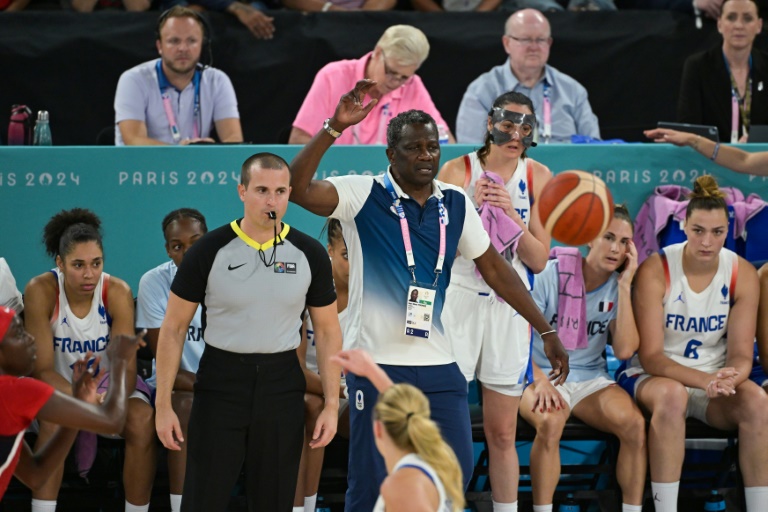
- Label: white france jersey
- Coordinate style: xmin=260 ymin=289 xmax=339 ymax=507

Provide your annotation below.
xmin=50 ymin=270 xmax=111 ymax=381
xmin=451 ymin=152 xmax=533 ymax=293
xmin=372 ymin=453 xmax=451 ymax=512
xmin=326 ymin=168 xmax=490 ymax=366
xmin=305 ymin=307 xmax=349 ymax=375
xmin=627 ymin=242 xmax=737 ymax=375
xmin=531 ymin=259 xmax=619 ymax=382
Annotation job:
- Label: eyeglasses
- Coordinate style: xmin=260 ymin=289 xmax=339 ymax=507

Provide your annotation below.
xmin=381 ymin=51 xmax=413 ymax=84
xmin=505 ymin=35 xmax=551 ymax=47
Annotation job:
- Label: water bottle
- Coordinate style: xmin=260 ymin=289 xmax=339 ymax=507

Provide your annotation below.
xmin=704 ymin=490 xmax=726 ymax=511
xmin=7 ymin=104 xmax=32 ymax=145
xmin=438 ymin=124 xmax=450 ymax=145
xmin=558 ymin=493 xmax=580 ymax=512
xmin=33 ymin=110 xmax=52 ymax=146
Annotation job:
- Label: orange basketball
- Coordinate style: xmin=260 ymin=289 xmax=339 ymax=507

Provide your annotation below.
xmin=537 ymin=171 xmax=614 ymax=246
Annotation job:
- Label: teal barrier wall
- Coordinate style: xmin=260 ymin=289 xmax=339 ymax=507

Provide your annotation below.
xmin=2 ymin=144 xmax=767 ymax=293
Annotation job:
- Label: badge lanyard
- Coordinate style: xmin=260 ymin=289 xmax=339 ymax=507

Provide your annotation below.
xmin=723 ymin=53 xmax=752 ymax=143
xmin=382 ymin=173 xmax=446 ymax=286
xmin=156 ymin=60 xmax=201 ymax=143
xmin=542 ymin=81 xmax=552 ymax=143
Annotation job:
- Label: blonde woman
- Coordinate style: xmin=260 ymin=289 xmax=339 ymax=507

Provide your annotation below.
xmin=332 ymin=349 xmax=465 ymax=512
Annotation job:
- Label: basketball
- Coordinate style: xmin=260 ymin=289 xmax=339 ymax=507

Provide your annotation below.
xmin=537 ymin=171 xmax=614 ymax=246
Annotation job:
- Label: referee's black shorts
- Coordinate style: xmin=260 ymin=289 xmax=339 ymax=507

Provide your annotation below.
xmin=182 ymin=344 xmax=306 ymax=512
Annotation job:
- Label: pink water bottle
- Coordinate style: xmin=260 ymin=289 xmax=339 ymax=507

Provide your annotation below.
xmin=8 ymin=105 xmax=32 ymax=145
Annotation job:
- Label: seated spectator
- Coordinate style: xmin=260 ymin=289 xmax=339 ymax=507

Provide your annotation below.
xmin=0 ymin=307 xmax=143 ymax=500
xmin=410 ymin=0 xmax=500 ymax=13
xmin=114 ymin=6 xmax=244 ymax=146
xmin=62 ymin=0 xmax=149 ymax=13
xmin=677 ymin=0 xmax=767 ymax=142
xmin=23 ymin=208 xmax=157 ymax=512
xmin=289 ymin=25 xmax=454 ymax=145
xmin=281 ymin=0 xmax=395 ymax=12
xmin=0 ymin=0 xmax=32 ymax=11
xmin=159 ymin=0 xmax=275 ymax=39
xmin=521 ymin=206 xmax=646 ymax=512
xmin=502 ymin=0 xmax=615 ymax=10
xmin=331 ymin=349 xmax=466 ymax=512
xmin=617 ymin=176 xmax=768 ymax=512
xmin=136 ymin=208 xmax=208 ymax=512
xmin=456 ymin=9 xmax=600 ymax=144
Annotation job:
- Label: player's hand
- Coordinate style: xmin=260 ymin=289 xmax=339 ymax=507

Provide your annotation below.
xmin=331 ymin=80 xmax=379 ymax=131
xmin=309 ymin=405 xmax=338 ymax=449
xmin=705 ymin=367 xmax=739 ymax=398
xmin=482 ymin=180 xmax=516 ymax=219
xmin=72 ymin=352 xmax=100 ymax=404
xmin=644 ymin=128 xmax=698 ymax=148
xmin=330 ymin=349 xmax=377 ymax=379
xmin=618 ymin=240 xmax=638 ymax=287
xmin=529 ymin=378 xmax=566 ymax=413
xmin=156 ymin=406 xmax=184 ymax=451
xmin=542 ymin=333 xmax=569 ymax=385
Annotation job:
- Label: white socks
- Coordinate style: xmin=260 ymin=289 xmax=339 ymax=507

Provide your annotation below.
xmin=532 ymin=505 xmax=553 ymax=512
xmin=31 ymin=499 xmax=57 ymax=512
xmin=170 ymin=494 xmax=182 ymax=512
xmin=292 ymin=508 xmax=304 ymax=512
xmin=125 ymin=502 xmax=149 ymax=512
xmin=745 ymin=486 xmax=768 ymax=512
xmin=650 ymin=481 xmax=679 ymax=512
xmin=304 ymin=493 xmax=318 ymax=511
xmin=622 ymin=504 xmax=642 ymax=512
xmin=492 ymin=500 xmax=518 ymax=512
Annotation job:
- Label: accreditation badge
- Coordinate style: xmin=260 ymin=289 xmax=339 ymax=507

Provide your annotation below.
xmin=404 ymin=283 xmax=436 ymax=338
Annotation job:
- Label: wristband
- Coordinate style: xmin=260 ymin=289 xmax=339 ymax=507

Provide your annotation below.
xmin=710 ymin=142 xmax=720 ymax=161
xmin=321 ymin=1 xmax=332 ymax=11
xmin=323 ymin=118 xmax=341 ymax=138
xmin=539 ymin=329 xmax=557 ymax=337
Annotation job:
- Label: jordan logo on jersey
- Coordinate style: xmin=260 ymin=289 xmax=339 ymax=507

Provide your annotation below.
xmin=720 ymin=284 xmax=729 ymax=305
xmin=61 ymin=316 xmax=69 ymax=327
xmin=673 ymin=292 xmax=685 ymax=304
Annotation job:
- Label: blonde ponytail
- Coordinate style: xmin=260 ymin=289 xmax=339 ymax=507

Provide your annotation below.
xmin=374 ymin=384 xmax=465 ymax=511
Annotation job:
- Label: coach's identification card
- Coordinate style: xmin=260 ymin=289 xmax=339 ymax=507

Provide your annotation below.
xmin=404 ymin=283 xmax=436 ymax=339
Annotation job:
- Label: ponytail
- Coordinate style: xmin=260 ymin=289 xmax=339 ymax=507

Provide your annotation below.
xmin=374 ymin=384 xmax=465 ymax=511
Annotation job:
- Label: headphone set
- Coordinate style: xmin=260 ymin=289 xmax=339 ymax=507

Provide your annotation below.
xmin=155 ymin=7 xmax=214 ymax=67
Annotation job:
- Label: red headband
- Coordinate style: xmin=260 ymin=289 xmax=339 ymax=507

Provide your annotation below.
xmin=0 ymin=307 xmax=16 ymax=342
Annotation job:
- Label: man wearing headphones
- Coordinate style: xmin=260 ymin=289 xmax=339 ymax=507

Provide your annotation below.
xmin=114 ymin=6 xmax=244 ymax=146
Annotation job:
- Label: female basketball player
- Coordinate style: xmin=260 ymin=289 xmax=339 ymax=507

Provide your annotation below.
xmin=619 ymin=176 xmax=768 ymax=512
xmin=331 ymin=348 xmax=465 ymax=512
xmin=521 ymin=205 xmax=646 ymax=512
xmin=437 ymin=91 xmax=555 ymax=512
xmin=23 ymin=208 xmax=157 ymax=512
xmin=0 ymin=306 xmax=144 ymax=499
xmin=294 ymin=219 xmax=351 ymax=512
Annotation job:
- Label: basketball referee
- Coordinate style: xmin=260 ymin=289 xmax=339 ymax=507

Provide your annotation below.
xmin=155 ymin=153 xmax=342 ymax=511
